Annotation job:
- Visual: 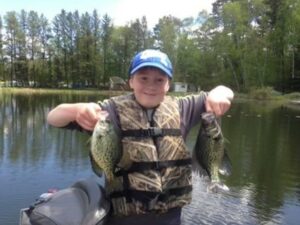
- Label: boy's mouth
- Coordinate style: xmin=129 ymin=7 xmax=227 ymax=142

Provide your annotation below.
xmin=144 ymin=92 xmax=156 ymax=96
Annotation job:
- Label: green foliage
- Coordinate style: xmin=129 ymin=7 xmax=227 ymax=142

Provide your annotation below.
xmin=0 ymin=0 xmax=299 ymax=92
xmin=153 ymin=15 xmax=182 ymax=66
xmin=249 ymin=86 xmax=282 ymax=100
xmin=283 ymin=92 xmax=300 ymax=100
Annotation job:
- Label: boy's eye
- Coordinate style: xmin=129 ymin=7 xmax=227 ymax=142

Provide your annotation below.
xmin=139 ymin=76 xmax=148 ymax=82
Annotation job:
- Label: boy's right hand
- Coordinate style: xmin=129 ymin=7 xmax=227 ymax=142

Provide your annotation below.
xmin=205 ymin=85 xmax=234 ymax=117
xmin=47 ymin=102 xmax=103 ymax=131
xmin=75 ymin=103 xmax=102 ymax=131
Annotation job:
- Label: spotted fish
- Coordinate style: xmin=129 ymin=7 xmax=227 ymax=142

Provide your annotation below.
xmin=90 ymin=112 xmax=121 ymax=183
xmin=193 ymin=112 xmax=232 ymax=192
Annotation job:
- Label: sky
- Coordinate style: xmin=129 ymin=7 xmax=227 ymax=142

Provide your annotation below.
xmin=0 ymin=0 xmax=216 ymax=28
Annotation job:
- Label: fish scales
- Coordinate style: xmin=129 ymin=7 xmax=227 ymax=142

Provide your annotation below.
xmin=90 ymin=114 xmax=121 ymax=183
xmin=193 ymin=112 xmax=231 ymax=192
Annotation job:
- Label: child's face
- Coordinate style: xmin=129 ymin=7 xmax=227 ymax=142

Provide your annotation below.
xmin=129 ymin=67 xmax=170 ymax=108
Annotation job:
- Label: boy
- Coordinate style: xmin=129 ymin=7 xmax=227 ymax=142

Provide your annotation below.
xmin=47 ymin=49 xmax=234 ymax=225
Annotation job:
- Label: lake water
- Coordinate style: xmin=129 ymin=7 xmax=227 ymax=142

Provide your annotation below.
xmin=1 ymin=91 xmax=300 ymax=225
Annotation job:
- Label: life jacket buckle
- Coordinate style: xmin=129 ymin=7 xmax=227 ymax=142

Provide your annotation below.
xmin=148 ymin=127 xmax=162 ymax=137
xmin=146 ymin=194 xmax=160 ymax=210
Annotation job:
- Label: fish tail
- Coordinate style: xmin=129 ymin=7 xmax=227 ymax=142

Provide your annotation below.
xmin=208 ymin=182 xmax=229 ymax=193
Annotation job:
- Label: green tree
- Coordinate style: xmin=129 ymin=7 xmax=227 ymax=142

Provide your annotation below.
xmin=0 ymin=16 xmax=5 ymax=81
xmin=52 ymin=10 xmax=74 ymax=86
xmin=1 ymin=4 xmax=299 ymax=92
xmin=90 ymin=10 xmax=102 ymax=87
xmin=264 ymin=0 xmax=300 ymax=91
xmin=77 ymin=12 xmax=94 ymax=86
xmin=176 ymin=33 xmax=201 ymax=84
xmin=153 ymin=16 xmax=182 ymax=75
xmin=129 ymin=16 xmax=152 ymax=52
xmin=111 ymin=25 xmax=135 ymax=80
xmin=15 ymin=10 xmax=29 ymax=85
xmin=38 ymin=14 xmax=52 ymax=86
xmin=52 ymin=11 xmax=67 ymax=84
xmin=27 ymin=11 xmax=42 ymax=84
xmin=4 ymin=11 xmax=23 ymax=85
xmin=101 ymin=14 xmax=113 ymax=84
xmin=279 ymin=0 xmax=300 ymax=79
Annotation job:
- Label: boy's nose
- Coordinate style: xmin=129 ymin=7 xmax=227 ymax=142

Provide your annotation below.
xmin=146 ymin=80 xmax=157 ymax=88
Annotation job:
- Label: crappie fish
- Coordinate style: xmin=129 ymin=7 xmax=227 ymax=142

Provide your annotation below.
xmin=90 ymin=112 xmax=121 ymax=183
xmin=193 ymin=112 xmax=232 ymax=192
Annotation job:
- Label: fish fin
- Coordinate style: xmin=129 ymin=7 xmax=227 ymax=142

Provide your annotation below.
xmin=85 ymin=137 xmax=92 ymax=145
xmin=107 ymin=179 xmax=119 ymax=193
xmin=219 ymin=149 xmax=232 ymax=176
xmin=89 ymin=151 xmax=104 ymax=177
xmin=192 ymin=151 xmax=210 ymax=178
xmin=208 ymin=182 xmax=229 ymax=193
xmin=91 ymin=163 xmax=104 ymax=177
xmin=223 ymin=137 xmax=230 ymax=144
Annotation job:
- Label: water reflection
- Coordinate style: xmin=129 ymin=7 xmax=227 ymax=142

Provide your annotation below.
xmin=222 ymin=101 xmax=300 ymax=224
xmin=1 ymin=93 xmax=300 ymax=225
xmin=182 ymin=176 xmax=258 ymax=225
xmin=0 ymin=93 xmax=97 ymax=167
xmin=0 ymin=92 xmax=104 ymax=225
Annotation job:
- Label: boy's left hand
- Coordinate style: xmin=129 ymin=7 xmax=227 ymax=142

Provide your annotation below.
xmin=205 ymin=85 xmax=234 ymax=117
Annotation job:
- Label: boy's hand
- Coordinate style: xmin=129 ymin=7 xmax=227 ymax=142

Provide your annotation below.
xmin=75 ymin=103 xmax=102 ymax=131
xmin=205 ymin=85 xmax=234 ymax=117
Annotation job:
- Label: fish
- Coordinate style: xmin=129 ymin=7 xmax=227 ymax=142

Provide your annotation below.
xmin=90 ymin=111 xmax=121 ymax=183
xmin=193 ymin=112 xmax=232 ymax=192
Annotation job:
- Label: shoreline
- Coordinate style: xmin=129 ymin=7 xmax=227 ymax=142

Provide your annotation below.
xmin=289 ymin=100 xmax=300 ymax=105
xmin=1 ymin=87 xmax=300 ymax=102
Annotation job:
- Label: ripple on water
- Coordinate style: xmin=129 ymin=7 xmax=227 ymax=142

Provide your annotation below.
xmin=182 ymin=175 xmax=258 ymax=225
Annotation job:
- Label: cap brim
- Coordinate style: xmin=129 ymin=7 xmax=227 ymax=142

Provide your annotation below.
xmin=130 ymin=62 xmax=172 ymax=78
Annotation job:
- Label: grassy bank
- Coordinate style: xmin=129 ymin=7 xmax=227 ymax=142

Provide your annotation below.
xmin=1 ymin=86 xmax=300 ymax=102
xmin=0 ymin=87 xmax=128 ymax=96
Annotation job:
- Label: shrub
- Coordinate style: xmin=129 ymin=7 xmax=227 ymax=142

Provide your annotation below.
xmin=249 ymin=87 xmax=281 ymax=100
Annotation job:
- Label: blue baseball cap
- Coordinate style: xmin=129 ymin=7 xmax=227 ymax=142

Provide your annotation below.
xmin=128 ymin=49 xmax=173 ymax=78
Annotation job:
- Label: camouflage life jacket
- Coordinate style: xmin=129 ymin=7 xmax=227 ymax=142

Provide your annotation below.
xmin=109 ymin=94 xmax=192 ymax=217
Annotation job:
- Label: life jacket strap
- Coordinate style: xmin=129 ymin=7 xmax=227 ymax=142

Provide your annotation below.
xmin=114 ymin=158 xmax=192 ymax=176
xmin=109 ymin=186 xmax=192 ymax=203
xmin=122 ymin=128 xmax=181 ymax=137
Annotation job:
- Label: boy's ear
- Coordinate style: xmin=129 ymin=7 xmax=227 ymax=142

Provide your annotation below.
xmin=128 ymin=78 xmax=134 ymax=89
xmin=166 ymin=79 xmax=171 ymax=92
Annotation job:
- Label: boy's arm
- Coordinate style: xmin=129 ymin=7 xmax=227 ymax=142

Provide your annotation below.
xmin=179 ymin=85 xmax=234 ymax=139
xmin=47 ymin=102 xmax=102 ymax=131
xmin=178 ymin=92 xmax=207 ymax=140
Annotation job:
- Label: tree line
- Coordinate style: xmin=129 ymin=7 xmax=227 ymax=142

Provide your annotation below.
xmin=0 ymin=0 xmax=299 ymax=92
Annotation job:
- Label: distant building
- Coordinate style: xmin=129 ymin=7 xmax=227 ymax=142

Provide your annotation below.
xmin=173 ymin=82 xmax=188 ymax=92
xmin=109 ymin=76 xmax=129 ymax=90
xmin=172 ymin=82 xmax=200 ymax=93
